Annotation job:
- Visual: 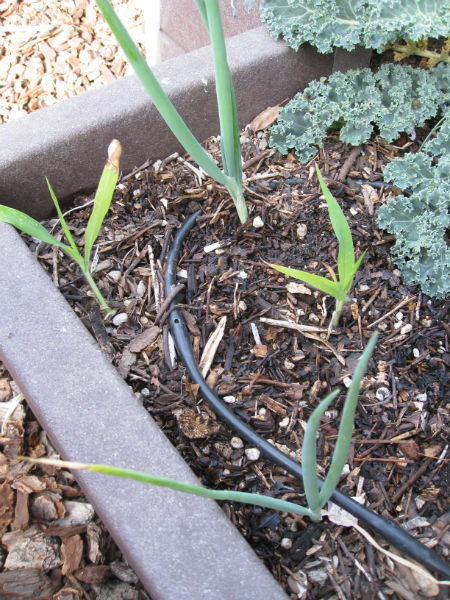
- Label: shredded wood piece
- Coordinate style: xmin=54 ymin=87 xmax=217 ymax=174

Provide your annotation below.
xmin=324 ymin=509 xmax=450 ymax=589
xmin=199 ymin=316 xmax=227 ymax=378
xmin=260 ymin=317 xmax=345 ymax=365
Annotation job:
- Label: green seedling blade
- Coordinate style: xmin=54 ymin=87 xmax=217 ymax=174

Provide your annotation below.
xmin=352 ymin=248 xmax=367 ymax=279
xmin=318 ymin=331 xmax=378 ymax=507
xmin=22 ymin=457 xmax=315 ymax=518
xmin=302 ymin=389 xmax=340 ymax=516
xmin=197 ymin=0 xmax=245 ymax=216
xmin=271 ymin=264 xmax=349 ymax=301
xmin=0 ymin=205 xmax=74 ymax=257
xmin=95 ymin=0 xmax=247 ymax=224
xmin=46 ymin=178 xmax=81 ymax=260
xmin=194 ymin=0 xmax=209 ymax=30
xmin=208 ymin=14 xmax=241 ymax=184
xmin=84 ymin=139 xmax=121 ymax=270
xmin=315 ymin=166 xmax=355 ymax=290
xmin=95 ymin=0 xmax=229 ymax=190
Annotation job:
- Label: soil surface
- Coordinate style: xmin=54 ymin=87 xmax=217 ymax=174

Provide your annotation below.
xmin=8 ymin=125 xmax=448 ymax=599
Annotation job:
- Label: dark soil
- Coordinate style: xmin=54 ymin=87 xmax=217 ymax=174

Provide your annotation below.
xmin=11 ymin=126 xmax=450 ymax=598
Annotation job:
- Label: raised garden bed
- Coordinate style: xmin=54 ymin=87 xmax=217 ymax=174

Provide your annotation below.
xmin=1 ymin=17 xmax=448 ymax=600
xmin=0 ymin=26 xmax=339 ymax=600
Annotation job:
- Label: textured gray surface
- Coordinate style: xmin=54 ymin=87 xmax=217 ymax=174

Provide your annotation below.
xmin=0 ymin=26 xmax=332 ymax=219
xmin=160 ymin=0 xmax=262 ymax=57
xmin=0 ymin=222 xmax=289 ymax=600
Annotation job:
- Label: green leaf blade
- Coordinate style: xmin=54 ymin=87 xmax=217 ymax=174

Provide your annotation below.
xmin=318 ymin=331 xmax=378 ymax=507
xmin=84 ymin=139 xmax=121 ymax=270
xmin=315 ymin=166 xmax=355 ymax=290
xmin=302 ymin=389 xmax=339 ymax=515
xmin=0 ymin=205 xmax=73 ymax=256
xmin=23 ymin=457 xmax=314 ymax=519
xmin=46 ymin=178 xmax=81 ymax=261
xmin=94 ymin=0 xmax=229 ymax=190
xmin=271 ymin=264 xmax=349 ymax=301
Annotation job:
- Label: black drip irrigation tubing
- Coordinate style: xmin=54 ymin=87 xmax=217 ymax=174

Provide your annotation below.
xmin=164 ymin=210 xmax=450 ymax=580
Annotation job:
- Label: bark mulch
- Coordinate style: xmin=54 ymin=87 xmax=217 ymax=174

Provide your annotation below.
xmin=2 ymin=123 xmax=448 ymax=599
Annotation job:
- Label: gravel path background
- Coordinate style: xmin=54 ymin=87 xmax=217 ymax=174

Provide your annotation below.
xmin=1 ymin=0 xmax=146 ymax=123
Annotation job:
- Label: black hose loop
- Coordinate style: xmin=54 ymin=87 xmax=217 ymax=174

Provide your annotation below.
xmin=164 ymin=210 xmax=450 ymax=580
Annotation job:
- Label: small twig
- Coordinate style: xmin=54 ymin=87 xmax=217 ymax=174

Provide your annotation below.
xmin=337 ymin=537 xmax=372 ymax=582
xmin=260 ymin=317 xmax=332 ymax=335
xmin=155 ymin=284 xmax=185 ymax=324
xmin=336 ymin=146 xmax=362 ymax=182
xmin=391 ymin=458 xmax=432 ymax=504
xmin=242 ymin=149 xmax=271 ymax=171
xmin=367 ymin=295 xmax=417 ymax=329
xmin=148 ymin=244 xmax=160 ymax=311
xmin=260 ymin=317 xmax=345 ymax=365
xmin=120 ymin=159 xmax=151 ymax=181
xmin=361 ymin=286 xmax=382 ymax=313
xmin=52 ymin=244 xmax=59 ymax=288
xmin=329 ymin=514 xmax=450 ymax=588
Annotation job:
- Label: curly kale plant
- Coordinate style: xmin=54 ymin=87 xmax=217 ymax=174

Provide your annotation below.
xmin=269 ymin=62 xmax=449 ymax=163
xmin=261 ymin=0 xmax=450 ymax=54
xmin=376 ymin=117 xmax=449 ymax=298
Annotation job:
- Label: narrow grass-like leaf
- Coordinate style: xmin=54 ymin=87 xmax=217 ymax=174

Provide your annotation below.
xmin=84 ymin=139 xmax=121 ymax=270
xmin=318 ymin=331 xmax=378 ymax=506
xmin=94 ymin=1 xmax=228 ymax=191
xmin=0 ymin=205 xmax=74 ymax=256
xmin=271 ymin=264 xmax=349 ymax=301
xmin=204 ymin=0 xmax=242 ymax=186
xmin=302 ymin=389 xmax=339 ymax=517
xmin=95 ymin=0 xmax=247 ymax=223
xmin=315 ymin=166 xmax=355 ymax=289
xmin=352 ymin=248 xmax=367 ymax=278
xmin=46 ymin=178 xmax=81 ymax=260
xmin=194 ymin=0 xmax=209 ymax=34
xmin=22 ymin=457 xmax=315 ymax=518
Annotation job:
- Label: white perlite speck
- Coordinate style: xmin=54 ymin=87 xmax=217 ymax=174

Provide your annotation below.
xmin=57 ymin=501 xmax=95 ymax=526
xmin=343 ymin=376 xmax=352 ymax=389
xmin=112 ymin=313 xmax=128 ymax=327
xmin=223 ymin=395 xmax=236 ymax=404
xmin=376 ymin=387 xmax=390 ymax=401
xmin=296 ymin=223 xmax=307 ymax=239
xmin=231 ymin=437 xmax=244 ymax=449
xmin=108 ymin=270 xmax=122 ymax=282
xmin=253 ymin=216 xmax=264 ymax=228
xmin=136 ymin=280 xmax=146 ymax=298
xmin=245 ymin=448 xmax=261 ymax=461
xmin=281 ymin=537 xmax=293 ymax=550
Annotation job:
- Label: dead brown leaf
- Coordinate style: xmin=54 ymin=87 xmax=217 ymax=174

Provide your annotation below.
xmin=398 ymin=440 xmax=420 ymax=460
xmin=423 ymin=444 xmax=442 ymax=458
xmin=251 ymin=105 xmax=280 ymax=131
xmin=253 ymin=344 xmax=268 ymax=358
xmin=175 ymin=408 xmax=220 ymax=439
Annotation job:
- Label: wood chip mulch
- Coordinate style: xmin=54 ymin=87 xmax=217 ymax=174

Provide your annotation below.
xmin=0 ymin=0 xmax=145 ymax=123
